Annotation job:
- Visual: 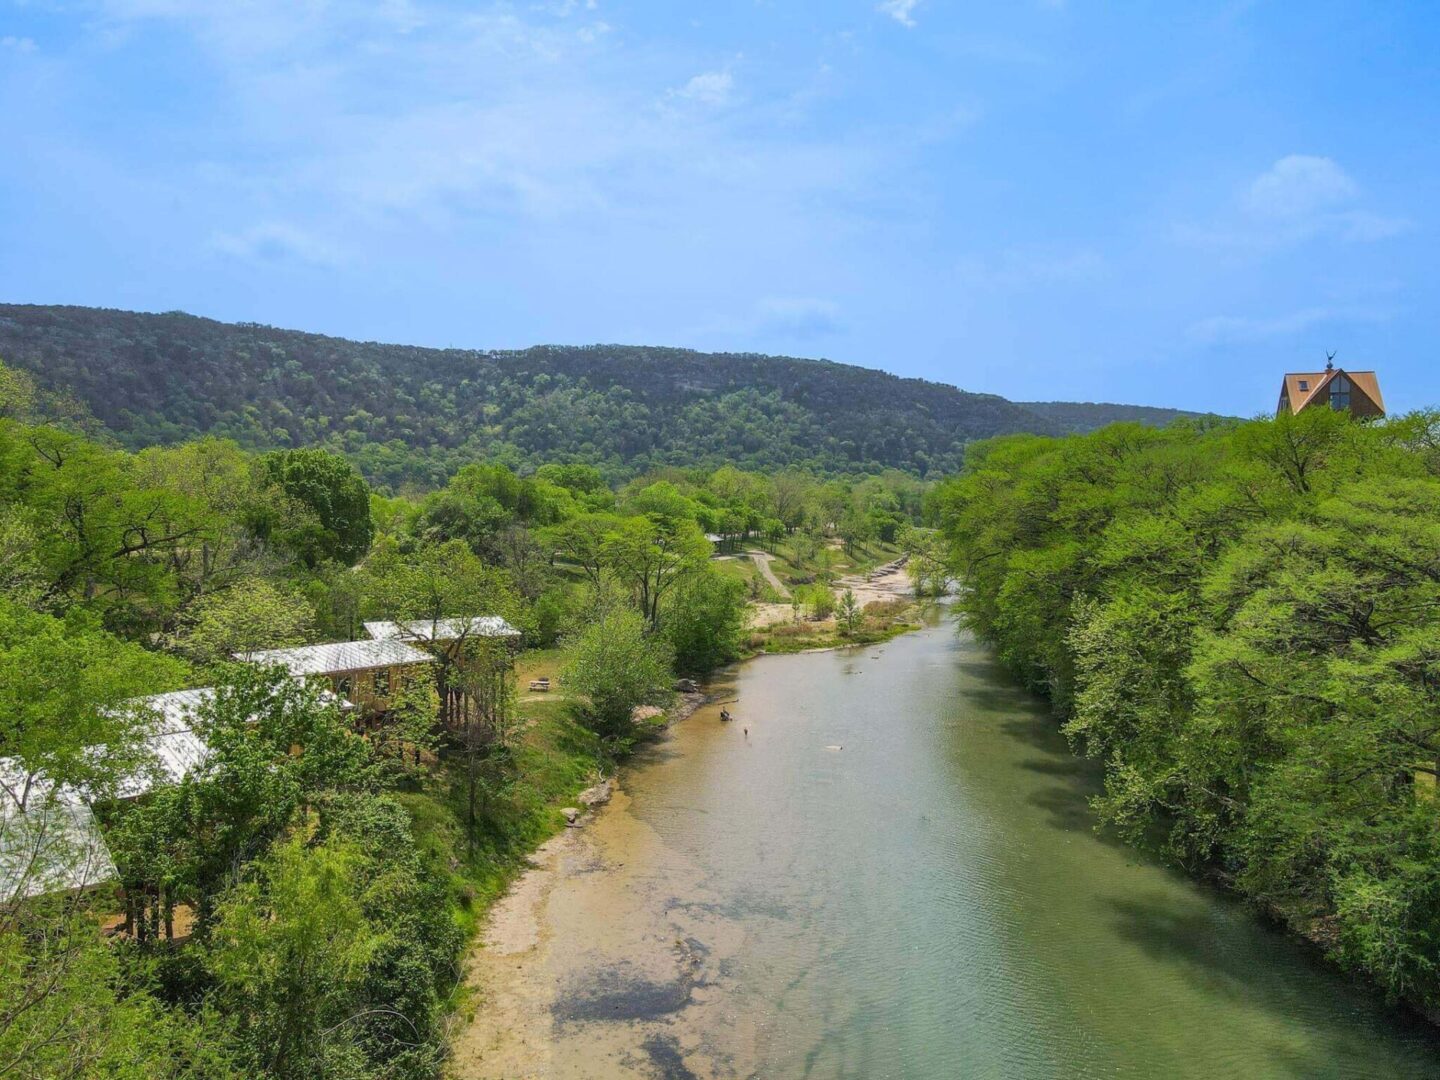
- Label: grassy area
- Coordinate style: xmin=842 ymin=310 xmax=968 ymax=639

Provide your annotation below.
xmin=515 ymin=646 xmax=566 ymax=697
xmin=711 ymin=553 xmax=785 ymax=602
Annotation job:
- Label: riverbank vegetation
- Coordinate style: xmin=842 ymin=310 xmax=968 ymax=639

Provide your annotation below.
xmin=937 ymin=408 xmax=1440 ymax=1011
xmin=0 ymin=359 xmax=930 ymax=1078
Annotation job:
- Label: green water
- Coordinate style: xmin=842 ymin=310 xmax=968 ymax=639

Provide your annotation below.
xmin=617 ymin=616 xmax=1440 ymax=1078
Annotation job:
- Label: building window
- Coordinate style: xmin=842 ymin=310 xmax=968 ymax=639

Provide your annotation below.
xmin=1297 ymin=379 xmax=1309 ymax=391
xmin=1330 ymin=374 xmax=1351 ymax=411
xmin=336 ymin=676 xmax=353 ymax=699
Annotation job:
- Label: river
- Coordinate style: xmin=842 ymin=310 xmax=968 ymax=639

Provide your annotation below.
xmin=453 ymin=614 xmax=1440 ymax=1078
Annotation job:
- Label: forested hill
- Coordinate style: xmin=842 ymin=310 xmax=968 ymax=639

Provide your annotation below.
xmin=1017 ymin=400 xmax=1209 ymax=433
xmin=0 ymin=304 xmax=1191 ymax=489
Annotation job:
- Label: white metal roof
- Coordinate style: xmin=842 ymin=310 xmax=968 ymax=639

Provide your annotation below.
xmin=364 ymin=616 xmax=520 ymax=642
xmin=0 ymin=761 xmax=116 ymax=901
xmin=0 ymin=677 xmax=364 ymax=899
xmin=113 ymin=689 xmax=215 ymax=799
xmin=236 ymin=639 xmax=434 ymax=676
xmin=113 ymin=686 xmax=353 ymax=799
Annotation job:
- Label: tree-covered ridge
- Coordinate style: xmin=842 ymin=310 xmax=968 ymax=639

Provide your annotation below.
xmin=936 ymin=408 xmax=1440 ymax=1010
xmin=1018 ymin=399 xmax=1216 ymax=433
xmin=0 ymin=304 xmax=1069 ymax=487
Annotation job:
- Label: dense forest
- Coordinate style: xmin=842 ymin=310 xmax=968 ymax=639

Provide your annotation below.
xmin=1017 ymin=399 xmax=1203 ymax=433
xmin=937 ymin=408 xmax=1440 ymax=1012
xmin=0 ymin=357 xmax=930 ymax=1078
xmin=0 ymin=305 xmax=1201 ymax=488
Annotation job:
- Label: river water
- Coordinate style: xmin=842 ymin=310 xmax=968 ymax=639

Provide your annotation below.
xmin=457 ymin=615 xmax=1440 ymax=1079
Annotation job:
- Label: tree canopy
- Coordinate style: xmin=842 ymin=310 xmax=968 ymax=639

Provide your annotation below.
xmin=937 ymin=408 xmax=1440 ymax=1009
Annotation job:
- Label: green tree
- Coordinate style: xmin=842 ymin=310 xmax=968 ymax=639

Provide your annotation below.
xmin=110 ymin=666 xmax=375 ymax=937
xmin=601 ymin=516 xmax=710 ymax=632
xmin=172 ymin=578 xmax=315 ymax=666
xmin=937 ymin=412 xmax=1440 ymax=1009
xmin=207 ymin=837 xmax=376 ymax=1078
xmin=258 ymin=448 xmax=374 ymax=567
xmin=0 ymin=600 xmax=186 ymax=810
xmin=561 ymin=609 xmax=673 ymax=741
xmin=798 ymin=583 xmax=835 ymax=621
xmin=541 ymin=513 xmax=624 ymax=589
xmin=664 ymin=567 xmax=746 ymax=674
xmin=359 ymin=538 xmax=519 ymax=728
xmin=0 ymin=506 xmax=44 ymax=609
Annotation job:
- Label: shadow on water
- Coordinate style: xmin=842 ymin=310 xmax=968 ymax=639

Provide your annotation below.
xmin=627 ymin=740 xmax=687 ymax=768
xmin=637 ymin=1034 xmax=701 ymax=1080
xmin=962 ymin=680 xmax=1139 ymax=852
xmin=1104 ymin=891 xmax=1440 ymax=1076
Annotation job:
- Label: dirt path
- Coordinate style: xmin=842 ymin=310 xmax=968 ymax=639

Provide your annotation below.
xmin=744 ymin=549 xmax=790 ymax=598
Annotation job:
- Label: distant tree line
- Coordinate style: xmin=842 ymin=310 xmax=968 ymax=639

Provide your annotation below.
xmin=0 ymin=304 xmax=1190 ymax=488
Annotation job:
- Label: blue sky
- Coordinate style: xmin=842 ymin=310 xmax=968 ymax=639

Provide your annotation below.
xmin=1 ymin=1 xmax=1436 ymax=415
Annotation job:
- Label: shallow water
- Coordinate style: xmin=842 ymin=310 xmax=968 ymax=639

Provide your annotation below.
xmin=463 ymin=615 xmax=1440 ymax=1078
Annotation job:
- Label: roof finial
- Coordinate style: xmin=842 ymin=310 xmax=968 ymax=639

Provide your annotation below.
xmin=1325 ymin=350 xmax=1336 ymax=372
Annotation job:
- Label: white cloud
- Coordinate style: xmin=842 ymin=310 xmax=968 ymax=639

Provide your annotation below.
xmin=45 ymin=0 xmax=929 ymax=319
xmin=1186 ymin=305 xmax=1392 ymax=346
xmin=1178 ymin=154 xmax=1411 ymax=252
xmin=1244 ymin=155 xmax=1357 ymax=219
xmin=877 ymin=0 xmax=920 ymax=28
xmin=1 ymin=35 xmax=38 ymax=52
xmin=673 ymin=70 xmax=733 ymax=107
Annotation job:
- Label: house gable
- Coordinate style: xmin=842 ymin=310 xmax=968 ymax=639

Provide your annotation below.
xmin=1277 ymin=367 xmax=1384 ymax=418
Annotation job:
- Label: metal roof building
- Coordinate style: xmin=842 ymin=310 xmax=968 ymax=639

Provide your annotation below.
xmin=113 ymin=689 xmax=216 ymax=800
xmin=113 ymin=686 xmax=354 ymax=799
xmin=3 ymin=681 xmax=358 ymax=900
xmin=1 ymin=761 xmax=117 ymax=902
xmin=236 ymin=639 xmax=435 ymax=677
xmin=363 ymin=616 xmax=520 ymax=642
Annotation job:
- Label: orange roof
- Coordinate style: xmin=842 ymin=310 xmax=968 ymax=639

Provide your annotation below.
xmin=1278 ymin=369 xmax=1384 ymax=415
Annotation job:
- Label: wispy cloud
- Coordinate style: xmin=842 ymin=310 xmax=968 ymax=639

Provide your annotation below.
xmin=60 ymin=0 xmax=922 ymax=292
xmin=1243 ymin=155 xmax=1356 ymax=219
xmin=1186 ymin=304 xmax=1394 ymax=346
xmin=754 ymin=296 xmax=843 ymax=339
xmin=1178 ymin=154 xmax=1411 ymax=252
xmin=671 ymin=70 xmax=734 ymax=107
xmin=877 ymin=0 xmax=920 ymax=28
xmin=1 ymin=35 xmax=38 ymax=52
xmin=211 ymin=222 xmax=344 ymax=267
xmin=955 ymin=246 xmax=1106 ymax=289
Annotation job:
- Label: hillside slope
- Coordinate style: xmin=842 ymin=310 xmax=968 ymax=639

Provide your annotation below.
xmin=1019 ymin=400 xmax=1214 ymax=433
xmin=0 ymin=304 xmax=1193 ymax=487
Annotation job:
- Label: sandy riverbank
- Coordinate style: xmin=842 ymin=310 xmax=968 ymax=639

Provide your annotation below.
xmin=448 ymin=695 xmax=755 ymax=1079
xmin=448 ymin=684 xmax=730 ymax=1078
xmin=747 ymin=555 xmax=912 ymax=629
